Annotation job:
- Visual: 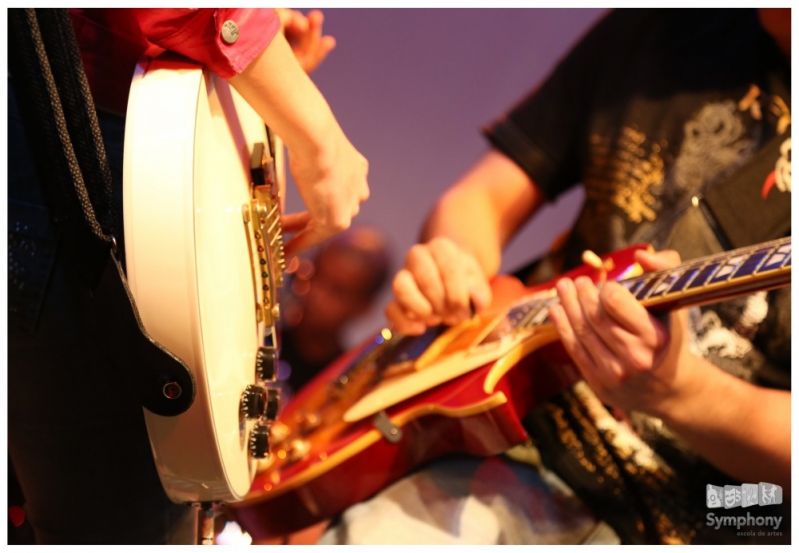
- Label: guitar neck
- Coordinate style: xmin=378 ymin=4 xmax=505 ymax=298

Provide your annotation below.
xmin=620 ymin=236 xmax=791 ymax=313
xmin=505 ymin=237 xmax=791 ymax=333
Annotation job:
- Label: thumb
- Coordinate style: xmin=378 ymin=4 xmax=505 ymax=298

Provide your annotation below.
xmin=281 ymin=211 xmax=311 ymax=233
xmin=635 ymin=248 xmax=682 ymax=272
xmin=283 ymin=225 xmax=326 ymax=259
xmin=469 ymin=276 xmax=493 ymax=313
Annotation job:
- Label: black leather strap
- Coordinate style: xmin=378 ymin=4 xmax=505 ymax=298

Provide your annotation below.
xmin=8 ymin=8 xmax=194 ymax=416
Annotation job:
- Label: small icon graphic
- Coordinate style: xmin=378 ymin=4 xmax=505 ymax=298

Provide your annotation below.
xmin=706 ymin=484 xmax=723 ymax=508
xmin=707 ymin=482 xmax=783 ymax=509
xmin=759 ymin=482 xmax=783 ymax=506
xmin=724 ymin=485 xmax=742 ymax=509
xmin=741 ymin=483 xmax=759 ymax=508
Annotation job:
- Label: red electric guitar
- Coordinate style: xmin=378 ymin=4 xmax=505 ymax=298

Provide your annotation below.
xmin=229 ymin=237 xmax=791 ymax=539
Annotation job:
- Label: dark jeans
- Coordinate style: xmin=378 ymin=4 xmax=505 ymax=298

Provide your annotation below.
xmin=8 ymin=80 xmax=193 ymax=544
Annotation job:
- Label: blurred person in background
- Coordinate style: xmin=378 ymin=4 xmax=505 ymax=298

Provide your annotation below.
xmin=278 ymin=225 xmax=392 ymax=396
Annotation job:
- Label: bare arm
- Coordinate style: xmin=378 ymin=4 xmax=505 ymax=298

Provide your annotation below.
xmin=230 ymin=31 xmax=369 ymax=254
xmin=550 ymin=249 xmax=790 ymax=489
xmin=387 ymin=150 xmax=546 ymax=334
xmin=657 ymin=359 xmax=791 ymax=490
xmin=421 ymin=150 xmax=546 ymax=277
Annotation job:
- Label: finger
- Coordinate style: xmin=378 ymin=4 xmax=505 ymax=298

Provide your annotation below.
xmin=287 ymin=10 xmax=309 ymax=34
xmin=428 ymin=240 xmax=470 ymax=320
xmin=468 ymin=264 xmax=493 ymax=313
xmin=281 ymin=211 xmax=311 ymax=233
xmin=598 ymin=281 xmax=668 ymax=350
xmin=634 ymin=248 xmax=682 ymax=272
xmin=358 ymin=177 xmax=370 ymax=202
xmin=282 ymin=11 xmax=308 ymax=45
xmin=549 ymin=304 xmax=610 ymax=394
xmin=300 ymin=10 xmax=323 ymax=60
xmin=307 ymin=10 xmax=324 ymax=40
xmin=275 ymin=8 xmax=290 ymax=27
xmin=385 ymin=301 xmax=427 ymax=335
xmin=405 ymin=245 xmax=447 ymax=316
xmin=320 ymin=35 xmax=337 ymax=55
xmin=392 ymin=269 xmax=434 ymax=320
xmin=350 ymin=197 xmax=360 ymax=219
xmin=556 ymin=278 xmax=625 ymax=382
xmin=575 ymin=277 xmax=655 ymax=372
xmin=283 ymin=225 xmax=325 ymax=258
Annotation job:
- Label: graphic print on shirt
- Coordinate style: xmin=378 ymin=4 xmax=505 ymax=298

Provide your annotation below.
xmin=762 ymin=137 xmax=791 ymax=198
xmin=585 ymin=86 xmax=790 ymax=228
xmin=687 ymin=290 xmax=770 ymax=376
xmin=671 ymin=100 xmax=756 ymax=196
xmin=584 ymin=127 xmax=666 ymax=224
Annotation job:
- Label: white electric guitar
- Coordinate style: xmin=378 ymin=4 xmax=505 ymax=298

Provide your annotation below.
xmin=123 ymin=56 xmax=285 ymax=503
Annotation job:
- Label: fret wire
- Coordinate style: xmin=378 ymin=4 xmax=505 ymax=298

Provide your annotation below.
xmin=752 ymin=243 xmax=780 ymax=274
xmin=507 ymin=297 xmax=543 ymax=329
xmin=528 ymin=297 xmax=556 ymax=328
xmin=699 ymin=258 xmax=725 ymax=285
xmin=731 ymin=246 xmax=777 ymax=280
xmin=517 ymin=300 xmax=541 ymax=328
xmin=650 ymin=269 xmax=683 ymax=297
xmin=667 ymin=263 xmax=703 ymax=294
xmin=637 ymin=271 xmax=671 ymax=301
xmin=709 ymin=253 xmax=749 ymax=284
xmin=521 ymin=298 xmax=551 ymax=329
xmin=619 ymin=275 xmax=646 ymax=295
xmin=759 ymin=242 xmax=791 ymax=272
xmin=682 ymin=260 xmax=706 ymax=289
xmin=633 ymin=274 xmax=659 ymax=300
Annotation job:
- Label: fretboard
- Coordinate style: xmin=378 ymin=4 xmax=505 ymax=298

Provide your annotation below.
xmin=505 ymin=236 xmax=791 ymax=331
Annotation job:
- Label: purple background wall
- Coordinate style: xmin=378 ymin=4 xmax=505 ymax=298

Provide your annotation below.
xmin=283 ymin=9 xmax=607 ymax=344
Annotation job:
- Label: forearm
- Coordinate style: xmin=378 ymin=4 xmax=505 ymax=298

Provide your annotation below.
xmin=422 ymin=185 xmax=504 ymax=278
xmin=421 ymin=150 xmax=544 ymax=277
xmin=654 ymin=357 xmax=791 ymax=489
xmin=229 ymin=31 xmax=341 ymax=159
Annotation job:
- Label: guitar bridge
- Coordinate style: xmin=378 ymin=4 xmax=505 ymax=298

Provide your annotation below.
xmin=242 ymin=142 xmax=286 ymax=328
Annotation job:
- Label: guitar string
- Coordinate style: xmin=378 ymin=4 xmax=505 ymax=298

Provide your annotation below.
xmin=509 ymin=237 xmax=790 ymax=332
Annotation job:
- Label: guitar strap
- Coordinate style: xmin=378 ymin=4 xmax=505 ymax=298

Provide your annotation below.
xmin=8 ymin=8 xmax=194 ymax=416
xmin=661 ymin=130 xmax=791 ymax=262
xmin=700 ymin=131 xmax=791 ymax=248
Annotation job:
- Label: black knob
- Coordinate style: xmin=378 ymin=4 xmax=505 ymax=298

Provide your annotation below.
xmin=248 ymin=422 xmax=270 ymax=459
xmin=256 ymin=347 xmax=277 ymax=381
xmin=240 ymin=385 xmax=266 ymax=420
xmin=265 ymin=387 xmax=280 ymax=421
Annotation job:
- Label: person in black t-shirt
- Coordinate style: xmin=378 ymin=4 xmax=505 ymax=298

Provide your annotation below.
xmin=322 ymin=8 xmax=790 ymax=545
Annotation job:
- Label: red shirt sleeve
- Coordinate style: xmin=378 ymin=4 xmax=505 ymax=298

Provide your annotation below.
xmin=131 ymin=8 xmax=280 ymax=78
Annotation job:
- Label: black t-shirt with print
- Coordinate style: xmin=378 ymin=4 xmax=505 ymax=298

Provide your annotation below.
xmin=486 ymin=8 xmax=789 ymax=265
xmin=483 ymin=8 xmax=790 ymax=544
xmin=485 ymin=7 xmax=790 ymax=388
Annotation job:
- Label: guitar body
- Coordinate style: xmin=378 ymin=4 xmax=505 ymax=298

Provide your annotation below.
xmin=230 ymin=234 xmax=791 ymax=538
xmin=124 ymin=56 xmax=284 ymax=503
xmin=230 ymin=246 xmax=646 ymax=538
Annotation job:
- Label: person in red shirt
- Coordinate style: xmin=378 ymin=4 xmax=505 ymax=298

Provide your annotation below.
xmin=70 ymin=8 xmax=368 ymax=252
xmin=8 ymin=8 xmax=364 ymax=544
